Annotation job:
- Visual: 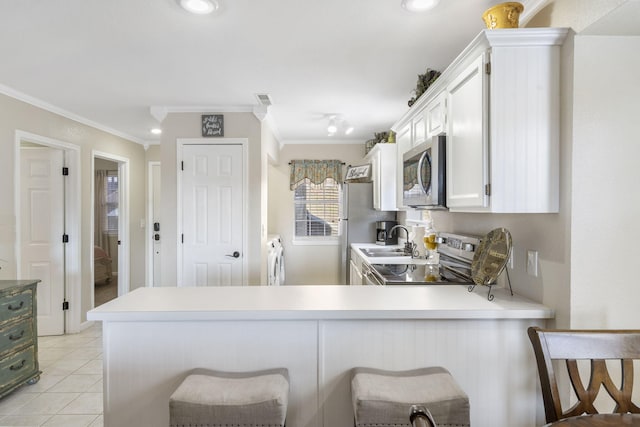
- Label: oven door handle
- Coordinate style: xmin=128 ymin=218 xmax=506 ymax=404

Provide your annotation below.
xmin=416 ymin=151 xmax=429 ymax=194
xmin=363 ymin=265 xmax=385 ymax=286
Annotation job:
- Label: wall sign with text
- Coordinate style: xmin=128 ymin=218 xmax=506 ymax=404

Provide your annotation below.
xmin=202 ymin=114 xmax=224 ymax=137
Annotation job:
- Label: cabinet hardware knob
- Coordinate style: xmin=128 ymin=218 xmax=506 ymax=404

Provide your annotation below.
xmin=7 ymin=301 xmax=24 ymax=311
xmin=10 ymin=359 xmax=26 ymax=371
xmin=9 ymin=330 xmax=25 ymax=341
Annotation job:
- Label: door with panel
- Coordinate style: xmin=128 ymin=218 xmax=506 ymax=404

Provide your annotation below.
xmin=181 ymin=144 xmax=244 ymax=286
xmin=446 ymin=53 xmax=489 ymax=210
xmin=20 ymin=146 xmax=65 ymax=336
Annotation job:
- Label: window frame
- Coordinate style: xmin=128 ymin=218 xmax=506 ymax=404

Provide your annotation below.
xmin=292 ymin=177 xmax=341 ymax=246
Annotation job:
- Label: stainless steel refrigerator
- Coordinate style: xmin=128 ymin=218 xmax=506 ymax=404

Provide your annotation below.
xmin=339 ymin=182 xmax=396 ymax=284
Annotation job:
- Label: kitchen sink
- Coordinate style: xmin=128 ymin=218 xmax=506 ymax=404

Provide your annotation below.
xmin=360 ymin=248 xmax=410 ymax=258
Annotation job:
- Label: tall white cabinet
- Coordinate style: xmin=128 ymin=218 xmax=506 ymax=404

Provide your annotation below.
xmin=392 ymin=28 xmax=568 ymax=213
xmin=365 ymin=143 xmax=397 ymax=211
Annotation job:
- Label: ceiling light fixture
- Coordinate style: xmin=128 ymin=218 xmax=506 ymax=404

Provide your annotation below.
xmin=179 ymin=0 xmax=218 ymax=14
xmin=401 ymin=0 xmax=440 ymax=12
xmin=344 ymin=122 xmax=354 ymax=135
xmin=327 ymin=117 xmax=338 ymax=135
xmin=150 ymin=128 xmax=162 ymax=135
xmin=327 ymin=115 xmax=355 ymax=137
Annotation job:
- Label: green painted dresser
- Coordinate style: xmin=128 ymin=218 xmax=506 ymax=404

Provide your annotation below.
xmin=0 ymin=280 xmax=40 ymax=399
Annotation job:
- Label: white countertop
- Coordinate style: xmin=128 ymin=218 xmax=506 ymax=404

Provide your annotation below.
xmin=87 ymin=285 xmax=553 ymax=322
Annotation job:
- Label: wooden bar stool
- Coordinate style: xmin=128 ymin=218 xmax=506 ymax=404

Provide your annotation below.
xmin=169 ymin=368 xmax=289 ymax=427
xmin=351 ymin=367 xmax=470 ymax=427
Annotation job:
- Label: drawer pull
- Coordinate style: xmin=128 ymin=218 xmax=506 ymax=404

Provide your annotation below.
xmin=7 ymin=301 xmax=25 ymax=311
xmin=10 ymin=359 xmax=26 ymax=371
xmin=9 ymin=330 xmax=25 ymax=341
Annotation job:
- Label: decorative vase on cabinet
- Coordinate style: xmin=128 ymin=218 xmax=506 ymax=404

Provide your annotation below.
xmin=0 ymin=280 xmax=40 ymax=399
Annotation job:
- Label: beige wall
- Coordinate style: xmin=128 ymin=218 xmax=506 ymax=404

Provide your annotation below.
xmin=159 ymin=112 xmax=264 ymax=286
xmin=268 ymin=143 xmax=368 ymax=285
xmin=0 ymin=92 xmax=146 ymax=329
xmin=570 ymin=35 xmax=640 ymax=329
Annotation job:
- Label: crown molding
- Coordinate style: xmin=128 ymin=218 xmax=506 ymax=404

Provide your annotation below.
xmin=0 ymin=83 xmax=144 ymax=144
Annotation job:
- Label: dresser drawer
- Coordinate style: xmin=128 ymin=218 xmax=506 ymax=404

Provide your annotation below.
xmin=0 ymin=318 xmax=34 ymax=357
xmin=0 ymin=345 xmax=37 ymax=387
xmin=0 ymin=290 xmax=33 ymax=323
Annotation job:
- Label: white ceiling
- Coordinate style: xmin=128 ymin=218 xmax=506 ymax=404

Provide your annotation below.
xmin=1 ymin=0 xmax=544 ymax=145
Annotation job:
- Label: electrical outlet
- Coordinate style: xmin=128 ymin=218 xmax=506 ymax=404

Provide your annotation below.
xmin=527 ymin=250 xmax=538 ymax=277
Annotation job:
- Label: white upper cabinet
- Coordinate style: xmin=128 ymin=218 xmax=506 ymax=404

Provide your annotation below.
xmin=392 ymin=28 xmax=568 ymax=213
xmin=446 ymin=54 xmax=488 ymax=209
xmin=395 ymin=124 xmax=411 ymax=209
xmin=425 ymin=90 xmax=447 ymax=139
xmin=365 ymin=143 xmax=397 ymax=211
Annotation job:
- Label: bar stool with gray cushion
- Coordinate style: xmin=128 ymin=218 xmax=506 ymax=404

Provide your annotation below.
xmin=351 ymin=367 xmax=470 ymax=427
xmin=169 ymin=367 xmax=289 ymax=427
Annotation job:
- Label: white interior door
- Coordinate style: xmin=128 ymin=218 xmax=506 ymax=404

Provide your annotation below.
xmin=181 ymin=144 xmax=244 ymax=286
xmin=20 ymin=146 xmax=65 ymax=336
xmin=151 ymin=162 xmax=161 ymax=287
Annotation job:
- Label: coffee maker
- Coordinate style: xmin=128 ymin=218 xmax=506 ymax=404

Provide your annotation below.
xmin=376 ymin=220 xmax=398 ymax=245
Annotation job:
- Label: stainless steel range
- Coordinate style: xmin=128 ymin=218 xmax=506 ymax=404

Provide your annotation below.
xmin=363 ymin=232 xmax=481 ymax=286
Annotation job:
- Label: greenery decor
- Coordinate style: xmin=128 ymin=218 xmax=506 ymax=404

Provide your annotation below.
xmin=365 ymin=131 xmax=392 ymax=154
xmin=408 ymin=68 xmax=441 ymax=107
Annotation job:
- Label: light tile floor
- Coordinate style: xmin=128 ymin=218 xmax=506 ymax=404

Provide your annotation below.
xmin=0 ymin=324 xmax=103 ymax=427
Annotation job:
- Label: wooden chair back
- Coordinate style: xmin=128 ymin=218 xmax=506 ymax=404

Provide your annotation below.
xmin=528 ymin=327 xmax=640 ymax=423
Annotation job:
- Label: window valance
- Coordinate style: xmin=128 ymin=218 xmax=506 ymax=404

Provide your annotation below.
xmin=289 ymin=159 xmax=343 ymax=190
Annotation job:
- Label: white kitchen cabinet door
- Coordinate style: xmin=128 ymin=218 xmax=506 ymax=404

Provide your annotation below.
xmin=365 ymin=143 xmax=397 ymax=211
xmin=395 ymin=125 xmax=411 ymax=209
xmin=349 ymin=259 xmax=363 ymax=286
xmin=411 ymin=111 xmax=426 ymax=147
xmin=446 ymin=54 xmax=489 ymax=210
xmin=425 ymin=90 xmax=447 ymax=139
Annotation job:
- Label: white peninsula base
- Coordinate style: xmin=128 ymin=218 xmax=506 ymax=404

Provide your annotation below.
xmin=88 ymin=285 xmax=553 ymax=427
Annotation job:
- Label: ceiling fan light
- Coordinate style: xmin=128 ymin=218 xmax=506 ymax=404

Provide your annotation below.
xmin=327 ymin=118 xmax=338 ymax=134
xmin=401 ymin=0 xmax=440 ymax=12
xmin=179 ymin=0 xmax=218 ymax=14
xmin=344 ymin=123 xmax=354 ymax=135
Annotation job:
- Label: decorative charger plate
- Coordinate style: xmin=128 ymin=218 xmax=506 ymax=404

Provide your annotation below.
xmin=471 ymin=228 xmax=513 ymax=286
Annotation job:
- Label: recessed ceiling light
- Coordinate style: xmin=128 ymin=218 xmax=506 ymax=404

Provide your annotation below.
xmin=150 ymin=128 xmax=162 ymax=135
xmin=179 ymin=0 xmax=218 ymax=15
xmin=401 ymin=0 xmax=440 ymax=12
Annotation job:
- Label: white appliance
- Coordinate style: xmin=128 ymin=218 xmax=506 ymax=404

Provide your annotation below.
xmin=339 ymin=182 xmax=395 ymax=285
xmin=402 ymin=134 xmax=447 ymax=209
xmin=266 ymin=235 xmax=285 ymax=286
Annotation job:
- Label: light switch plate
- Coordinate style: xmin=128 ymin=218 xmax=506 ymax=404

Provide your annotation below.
xmin=527 ymin=250 xmax=538 ymax=277
xmin=508 ymin=251 xmax=515 ymax=269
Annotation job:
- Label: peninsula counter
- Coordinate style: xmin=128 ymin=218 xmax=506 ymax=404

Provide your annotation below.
xmin=88 ymin=285 xmax=553 ymax=427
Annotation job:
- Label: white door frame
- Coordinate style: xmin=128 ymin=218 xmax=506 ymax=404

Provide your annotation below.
xmin=91 ymin=151 xmax=130 ymax=301
xmin=14 ymin=130 xmax=81 ymax=334
xmin=176 ymin=138 xmax=248 ymax=287
xmin=147 ymin=161 xmax=160 ymax=287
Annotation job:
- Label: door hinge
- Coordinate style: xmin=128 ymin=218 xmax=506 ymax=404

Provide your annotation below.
xmin=485 ymin=184 xmax=492 ymax=196
xmin=181 ymin=234 xmax=184 ymax=244
xmin=62 ymin=234 xmax=69 ymax=243
xmin=181 ymin=161 xmax=184 ymax=171
xmin=62 ymin=300 xmax=69 ymax=311
xmin=485 ymin=62 xmax=491 ymax=75
xmin=62 ymin=167 xmax=69 ymax=176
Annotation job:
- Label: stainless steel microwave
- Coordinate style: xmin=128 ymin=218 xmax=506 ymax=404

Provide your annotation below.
xmin=402 ymin=134 xmax=447 ymax=209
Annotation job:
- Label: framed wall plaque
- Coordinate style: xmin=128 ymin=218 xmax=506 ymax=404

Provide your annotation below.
xmin=202 ymin=114 xmax=224 ymax=137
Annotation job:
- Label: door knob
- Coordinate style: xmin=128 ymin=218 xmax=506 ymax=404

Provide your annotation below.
xmin=226 ymin=251 xmax=240 ymax=258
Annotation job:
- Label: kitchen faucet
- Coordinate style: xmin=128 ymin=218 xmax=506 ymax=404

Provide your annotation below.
xmin=390 ymin=225 xmax=417 ymax=258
